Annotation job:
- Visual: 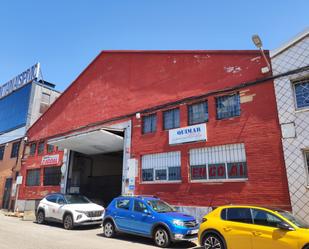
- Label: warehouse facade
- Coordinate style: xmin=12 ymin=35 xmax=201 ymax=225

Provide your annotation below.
xmin=18 ymin=51 xmax=291 ymax=217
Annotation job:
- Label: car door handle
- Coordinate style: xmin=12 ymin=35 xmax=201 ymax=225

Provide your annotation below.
xmin=223 ymin=227 xmax=232 ymax=232
xmin=252 ymin=231 xmax=262 ymax=236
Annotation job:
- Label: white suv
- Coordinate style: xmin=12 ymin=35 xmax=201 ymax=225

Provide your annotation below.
xmin=36 ymin=193 xmax=104 ymax=230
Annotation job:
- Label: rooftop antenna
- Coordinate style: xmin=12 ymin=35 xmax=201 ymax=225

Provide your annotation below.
xmin=252 ymin=34 xmax=271 ymax=73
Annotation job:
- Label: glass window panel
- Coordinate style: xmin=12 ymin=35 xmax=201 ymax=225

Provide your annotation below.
xmin=191 ymin=165 xmax=207 ymax=180
xmin=116 ymin=199 xmax=131 ymax=210
xmin=142 ymin=169 xmax=154 ymax=182
xmin=0 ymin=146 xmax=5 ymax=160
xmin=227 ymin=162 xmax=247 ymax=179
xmin=252 ymin=209 xmax=283 ymax=227
xmin=142 ymin=114 xmax=157 ymax=134
xmin=208 ymin=163 xmax=226 ymax=179
xmin=216 ymin=94 xmax=240 ymax=119
xmin=26 ymin=169 xmax=40 ymax=186
xmin=38 ymin=141 xmax=45 ymax=155
xmin=155 ymin=169 xmax=167 ymax=180
xmin=188 ymin=101 xmax=208 ymax=125
xmin=227 ymin=208 xmax=253 ymax=224
xmin=0 ymin=83 xmax=32 ymax=133
xmin=294 ymin=81 xmax=309 ymax=109
xmin=43 ymin=167 xmax=61 ymax=186
xmin=168 ymin=166 xmax=181 ymax=180
xmin=163 ymin=108 xmax=180 ymax=130
xmin=11 ymin=142 xmax=20 ymax=158
xmin=30 ymin=143 xmax=37 ymax=156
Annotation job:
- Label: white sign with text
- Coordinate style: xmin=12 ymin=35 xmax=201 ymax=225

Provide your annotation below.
xmin=169 ymin=123 xmax=207 ymax=145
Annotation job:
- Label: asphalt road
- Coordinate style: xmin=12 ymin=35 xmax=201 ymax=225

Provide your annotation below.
xmin=0 ymin=213 xmax=198 ymax=249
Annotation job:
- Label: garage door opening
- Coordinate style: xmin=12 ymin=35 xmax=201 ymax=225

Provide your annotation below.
xmin=67 ymin=150 xmax=123 ymax=206
xmin=48 ymin=128 xmax=125 ymax=207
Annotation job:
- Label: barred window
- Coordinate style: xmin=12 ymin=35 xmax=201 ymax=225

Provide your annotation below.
xmin=47 ymin=144 xmax=54 ymax=153
xmin=163 ymin=108 xmax=180 ymax=130
xmin=294 ymin=81 xmax=309 ymax=109
xmin=43 ymin=167 xmax=61 ymax=186
xmin=38 ymin=141 xmax=45 ymax=155
xmin=0 ymin=145 xmax=5 ymax=160
xmin=11 ymin=142 xmax=20 ymax=158
xmin=142 ymin=151 xmax=181 ymax=182
xmin=216 ymin=94 xmax=240 ymax=119
xmin=30 ymin=143 xmax=37 ymax=156
xmin=188 ymin=101 xmax=208 ymax=125
xmin=26 ymin=169 xmax=40 ymax=186
xmin=190 ymin=143 xmax=247 ymax=181
xmin=142 ymin=114 xmax=157 ymax=134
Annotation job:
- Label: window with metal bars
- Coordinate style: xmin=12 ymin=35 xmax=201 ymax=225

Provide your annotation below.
xmin=0 ymin=145 xmax=5 ymax=160
xmin=294 ymin=80 xmax=309 ymax=109
xmin=188 ymin=101 xmax=208 ymax=125
xmin=190 ymin=143 xmax=247 ymax=181
xmin=11 ymin=142 xmax=20 ymax=158
xmin=43 ymin=167 xmax=61 ymax=186
xmin=142 ymin=114 xmax=157 ymax=134
xmin=26 ymin=169 xmax=40 ymax=186
xmin=141 ymin=151 xmax=181 ymax=182
xmin=163 ymin=108 xmax=180 ymax=130
xmin=216 ymin=93 xmax=240 ymax=119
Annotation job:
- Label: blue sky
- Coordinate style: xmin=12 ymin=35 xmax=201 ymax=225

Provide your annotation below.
xmin=0 ymin=0 xmax=308 ymax=91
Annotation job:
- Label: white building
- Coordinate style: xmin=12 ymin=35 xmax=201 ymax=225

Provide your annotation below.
xmin=271 ymin=28 xmax=309 ymax=222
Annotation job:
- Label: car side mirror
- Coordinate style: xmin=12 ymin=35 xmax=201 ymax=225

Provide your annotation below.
xmin=58 ymin=200 xmax=65 ymax=205
xmin=277 ymin=222 xmax=294 ymax=231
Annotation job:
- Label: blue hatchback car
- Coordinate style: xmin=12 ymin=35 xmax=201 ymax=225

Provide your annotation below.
xmin=102 ymin=196 xmax=199 ymax=247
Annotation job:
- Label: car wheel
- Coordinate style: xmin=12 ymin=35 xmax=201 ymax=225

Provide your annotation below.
xmin=154 ymin=227 xmax=170 ymax=248
xmin=63 ymin=214 xmax=74 ymax=230
xmin=37 ymin=210 xmax=45 ymax=224
xmin=202 ymin=233 xmax=225 ymax=249
xmin=103 ymin=221 xmax=115 ymax=238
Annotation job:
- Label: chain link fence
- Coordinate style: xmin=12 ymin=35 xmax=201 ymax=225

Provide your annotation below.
xmin=271 ymin=33 xmax=309 ymax=222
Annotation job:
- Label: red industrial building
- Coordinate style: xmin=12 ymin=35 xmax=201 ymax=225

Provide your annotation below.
xmin=18 ymin=50 xmax=291 ymax=216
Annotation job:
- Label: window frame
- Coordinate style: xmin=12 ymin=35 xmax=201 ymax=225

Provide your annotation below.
xmin=190 ymin=144 xmax=248 ymax=183
xmin=26 ymin=169 xmax=41 ymax=186
xmin=188 ymin=101 xmax=209 ymax=125
xmin=141 ymin=151 xmax=182 ymax=184
xmin=29 ymin=143 xmax=37 ymax=156
xmin=0 ymin=145 xmax=5 ymax=160
xmin=37 ymin=141 xmax=45 ymax=155
xmin=163 ymin=108 xmax=180 ymax=130
xmin=221 ymin=207 xmax=253 ymax=224
xmin=293 ymin=79 xmax=309 ymax=111
xmin=43 ymin=166 xmax=62 ymax=186
xmin=216 ymin=93 xmax=241 ymax=120
xmin=47 ymin=144 xmax=54 ymax=154
xmin=142 ymin=113 xmax=157 ymax=134
xmin=10 ymin=141 xmax=20 ymax=158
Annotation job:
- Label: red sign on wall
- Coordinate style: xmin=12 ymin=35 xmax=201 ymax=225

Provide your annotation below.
xmin=41 ymin=154 xmax=60 ymax=166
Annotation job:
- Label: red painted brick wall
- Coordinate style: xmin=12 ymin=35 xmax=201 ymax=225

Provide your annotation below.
xmin=132 ymin=82 xmax=291 ymax=209
xmin=20 ymin=51 xmax=291 ymax=209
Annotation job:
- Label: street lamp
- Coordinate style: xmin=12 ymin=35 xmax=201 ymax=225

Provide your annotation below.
xmin=252 ymin=34 xmax=271 ymax=72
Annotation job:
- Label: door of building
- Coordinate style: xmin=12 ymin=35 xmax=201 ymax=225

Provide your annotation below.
xmin=2 ymin=178 xmax=13 ymax=209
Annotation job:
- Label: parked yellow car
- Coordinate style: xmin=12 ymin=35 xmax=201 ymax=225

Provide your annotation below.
xmin=198 ymin=205 xmax=309 ymax=249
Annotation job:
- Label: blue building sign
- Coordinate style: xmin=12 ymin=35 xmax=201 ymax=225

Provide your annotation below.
xmin=0 ymin=83 xmax=32 ymax=133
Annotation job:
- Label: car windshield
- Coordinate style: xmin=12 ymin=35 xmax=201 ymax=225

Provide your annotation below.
xmin=279 ymin=211 xmax=309 ymax=228
xmin=147 ymin=200 xmax=175 ymax=213
xmin=64 ymin=195 xmax=91 ymax=204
